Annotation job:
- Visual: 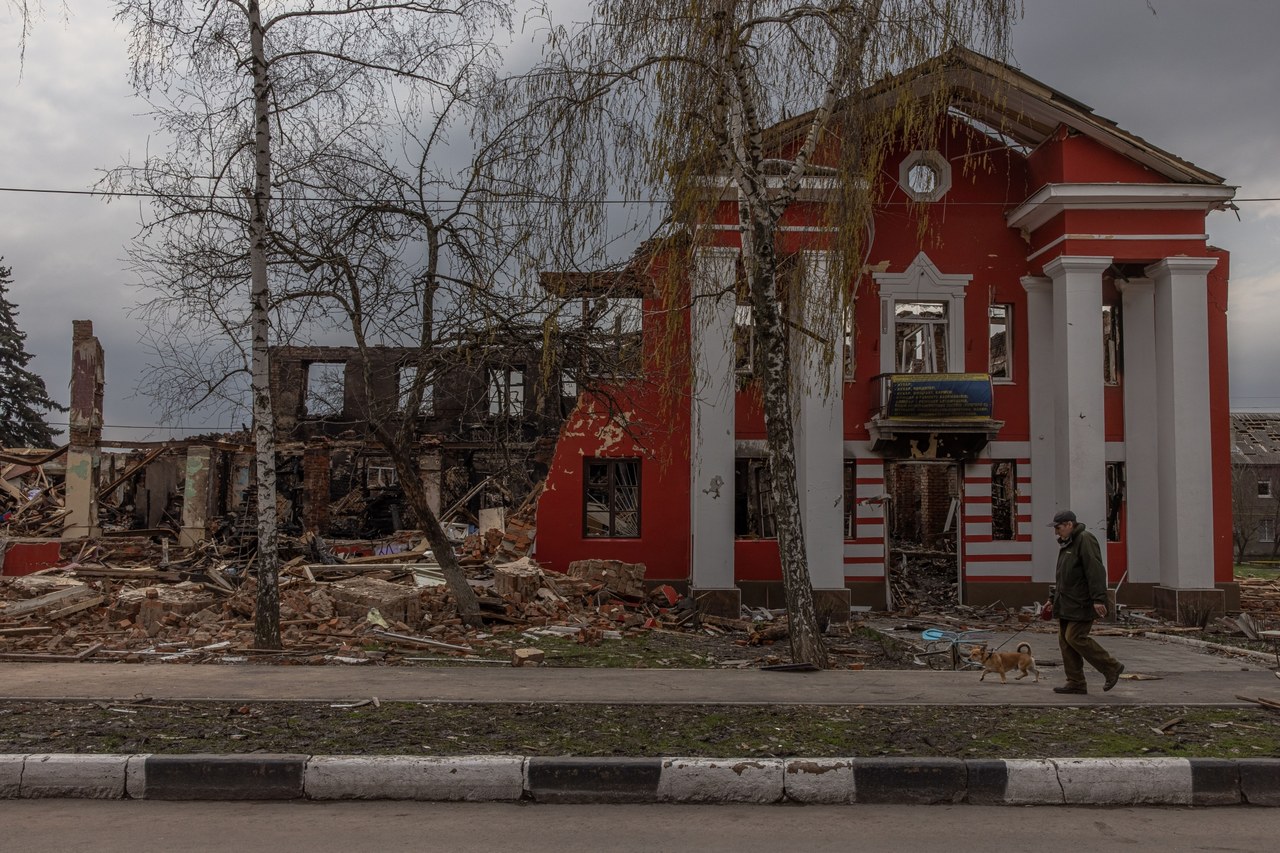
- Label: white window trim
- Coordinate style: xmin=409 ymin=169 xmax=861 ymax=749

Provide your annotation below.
xmin=1259 ymin=479 xmax=1272 ymax=499
xmin=874 ymin=252 xmax=972 ymax=375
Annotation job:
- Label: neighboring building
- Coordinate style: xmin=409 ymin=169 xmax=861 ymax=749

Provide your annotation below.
xmin=534 ymin=49 xmax=1237 ymax=620
xmin=1230 ymin=413 xmax=1280 ymax=562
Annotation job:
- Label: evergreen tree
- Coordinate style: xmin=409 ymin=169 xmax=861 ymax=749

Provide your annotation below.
xmin=0 ymin=258 xmax=65 ymax=447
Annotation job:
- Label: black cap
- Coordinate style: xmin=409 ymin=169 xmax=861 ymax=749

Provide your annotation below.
xmin=1049 ymin=509 xmax=1077 ymax=527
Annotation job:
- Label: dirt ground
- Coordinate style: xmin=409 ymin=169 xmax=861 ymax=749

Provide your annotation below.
xmin=1 ymin=698 xmax=1277 ymax=759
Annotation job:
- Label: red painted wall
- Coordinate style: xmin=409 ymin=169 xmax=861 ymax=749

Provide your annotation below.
xmin=1207 ymin=247 xmax=1233 ymax=583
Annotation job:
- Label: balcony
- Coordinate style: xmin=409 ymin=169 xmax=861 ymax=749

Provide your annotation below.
xmin=867 ymin=373 xmax=1004 ymax=458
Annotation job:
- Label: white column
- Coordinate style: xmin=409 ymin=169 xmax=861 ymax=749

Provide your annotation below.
xmin=792 ymin=250 xmax=845 ymax=589
xmin=1148 ymin=257 xmax=1218 ymax=589
xmin=1118 ymin=278 xmax=1160 ymax=584
xmin=1021 ymin=276 xmax=1056 ymax=582
xmin=690 ymin=246 xmax=738 ymax=589
xmin=1043 ymin=255 xmax=1111 ymax=542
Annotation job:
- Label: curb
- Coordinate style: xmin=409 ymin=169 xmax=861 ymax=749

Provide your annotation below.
xmin=0 ymin=754 xmax=1277 ymax=805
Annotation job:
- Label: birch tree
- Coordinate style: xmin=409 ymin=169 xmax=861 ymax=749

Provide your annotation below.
xmin=106 ymin=0 xmax=510 ymax=647
xmin=490 ymin=0 xmax=1015 ymax=666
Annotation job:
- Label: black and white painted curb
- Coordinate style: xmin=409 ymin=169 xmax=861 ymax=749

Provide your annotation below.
xmin=2 ymin=754 xmax=1278 ymax=805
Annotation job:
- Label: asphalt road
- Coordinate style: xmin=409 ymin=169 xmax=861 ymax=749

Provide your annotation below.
xmin=3 ymin=801 xmax=1279 ymax=852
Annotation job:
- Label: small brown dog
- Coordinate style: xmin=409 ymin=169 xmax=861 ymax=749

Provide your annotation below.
xmin=970 ymin=641 xmax=1039 ymax=683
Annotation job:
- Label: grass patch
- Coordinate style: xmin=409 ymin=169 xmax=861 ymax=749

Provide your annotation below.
xmin=1234 ymin=563 xmax=1280 ymax=580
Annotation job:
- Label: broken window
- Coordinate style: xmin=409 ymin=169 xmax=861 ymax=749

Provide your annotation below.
xmin=561 ymin=371 xmax=578 ymax=400
xmin=397 ymin=365 xmax=433 ymax=416
xmin=1102 ymin=304 xmax=1121 ymax=385
xmin=1258 ymin=477 xmax=1272 ymax=498
xmin=1261 ymin=517 xmax=1276 ymax=544
xmin=734 ymin=457 xmax=776 ymax=538
xmin=366 ymin=464 xmax=398 ymax=489
xmin=990 ymin=460 xmax=1016 ymax=541
xmin=587 ymin=296 xmax=643 ymax=375
xmin=894 ymin=301 xmax=948 ymax=373
xmin=989 ymin=304 xmax=1011 ymax=380
xmin=842 ymin=309 xmax=856 ymax=380
xmin=1105 ymin=462 xmax=1125 ymax=542
xmin=488 ymin=366 xmax=524 ymax=417
xmin=734 ymin=304 xmax=755 ymax=376
xmin=584 ymin=458 xmax=640 ymax=538
xmin=304 ymin=362 xmax=345 ymax=418
xmin=843 ymin=460 xmax=857 ymax=538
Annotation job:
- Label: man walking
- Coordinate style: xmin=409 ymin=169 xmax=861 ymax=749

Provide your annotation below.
xmin=1050 ymin=509 xmax=1124 ymax=695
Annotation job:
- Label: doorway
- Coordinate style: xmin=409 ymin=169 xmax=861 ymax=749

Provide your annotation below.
xmin=885 ymin=461 xmax=961 ymax=611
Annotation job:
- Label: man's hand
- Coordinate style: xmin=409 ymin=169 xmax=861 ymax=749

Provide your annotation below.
xmin=1094 ymin=602 xmax=1107 ymax=618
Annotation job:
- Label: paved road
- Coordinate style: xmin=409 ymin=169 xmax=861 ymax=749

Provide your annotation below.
xmin=1 ymin=633 xmax=1276 ymax=706
xmin=3 ymin=801 xmax=1279 ymax=853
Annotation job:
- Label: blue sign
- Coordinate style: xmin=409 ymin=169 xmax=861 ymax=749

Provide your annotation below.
xmin=884 ymin=373 xmax=993 ymax=420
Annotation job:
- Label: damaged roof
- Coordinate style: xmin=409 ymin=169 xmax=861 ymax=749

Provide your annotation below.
xmin=1231 ymin=413 xmax=1280 ymax=465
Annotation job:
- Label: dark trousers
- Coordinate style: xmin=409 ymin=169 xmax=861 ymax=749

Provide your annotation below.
xmin=1058 ymin=619 xmax=1121 ymax=688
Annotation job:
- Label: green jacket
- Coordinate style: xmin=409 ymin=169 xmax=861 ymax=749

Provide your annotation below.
xmin=1053 ymin=523 xmax=1108 ymax=622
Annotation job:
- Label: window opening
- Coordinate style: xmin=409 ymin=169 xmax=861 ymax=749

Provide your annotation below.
xmin=584 ymin=459 xmax=640 ymax=537
xmin=1105 ymin=462 xmax=1125 ymax=542
xmin=1102 ymin=304 xmax=1122 ymax=385
xmin=843 ymin=460 xmax=857 ymax=538
xmin=895 ymin=301 xmax=948 ymax=373
xmin=990 ymin=461 xmax=1016 ymax=540
xmin=1258 ymin=478 xmax=1272 ymax=498
xmin=989 ymin=304 xmax=1011 ymax=380
xmin=734 ymin=458 xmax=777 ymax=538
xmin=1261 ymin=517 xmax=1276 ymax=544
xmin=397 ymin=365 xmax=433 ymax=415
xmin=842 ymin=310 xmax=856 ymax=380
xmin=304 ymin=362 xmax=345 ymax=418
xmin=488 ymin=366 xmax=525 ymax=417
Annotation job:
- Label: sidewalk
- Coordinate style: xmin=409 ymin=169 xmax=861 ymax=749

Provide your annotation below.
xmin=1 ymin=635 xmax=1276 ymax=706
xmin=3 ymin=632 xmax=1278 ymax=806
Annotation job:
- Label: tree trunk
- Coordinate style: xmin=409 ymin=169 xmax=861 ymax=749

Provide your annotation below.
xmin=744 ymin=213 xmax=828 ymax=668
xmin=247 ymin=1 xmax=281 ymax=650
xmin=381 ymin=436 xmax=485 ymax=628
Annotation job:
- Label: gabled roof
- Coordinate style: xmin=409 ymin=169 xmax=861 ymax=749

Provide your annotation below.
xmin=932 ymin=48 xmax=1223 ymax=185
xmin=768 ymin=46 xmax=1224 ymax=186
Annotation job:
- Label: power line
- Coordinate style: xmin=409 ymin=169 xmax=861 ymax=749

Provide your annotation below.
xmin=0 ymin=184 xmax=1274 ymax=206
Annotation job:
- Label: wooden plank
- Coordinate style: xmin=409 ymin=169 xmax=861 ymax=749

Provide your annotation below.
xmin=45 ymin=594 xmax=105 ymax=620
xmin=0 ymin=585 xmax=93 ymax=618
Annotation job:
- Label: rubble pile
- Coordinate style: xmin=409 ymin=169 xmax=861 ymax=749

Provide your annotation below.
xmin=0 ymin=531 xmax=768 ymax=666
xmin=0 ymin=448 xmax=69 ymax=537
xmin=1239 ymin=576 xmax=1280 ymax=615
xmin=887 ymin=552 xmax=957 ymax=615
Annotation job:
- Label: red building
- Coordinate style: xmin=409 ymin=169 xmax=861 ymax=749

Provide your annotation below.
xmin=534 ymin=50 xmax=1236 ymax=621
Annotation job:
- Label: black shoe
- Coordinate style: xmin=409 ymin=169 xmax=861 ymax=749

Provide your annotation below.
xmin=1053 ymin=685 xmax=1087 ymax=695
xmin=1104 ymin=663 xmax=1125 ymax=692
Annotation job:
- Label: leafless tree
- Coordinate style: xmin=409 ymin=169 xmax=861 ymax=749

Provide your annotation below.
xmin=487 ymin=0 xmax=1016 ymax=666
xmin=103 ymin=0 xmax=512 ymax=647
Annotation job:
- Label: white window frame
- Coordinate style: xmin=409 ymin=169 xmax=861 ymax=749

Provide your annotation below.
xmin=1258 ymin=478 xmax=1272 ymax=499
xmin=1260 ymin=517 xmax=1275 ymax=544
xmin=488 ymin=366 xmax=525 ymax=417
xmin=989 ymin=303 xmax=1012 ymax=382
xmin=874 ymin=252 xmax=971 ymax=375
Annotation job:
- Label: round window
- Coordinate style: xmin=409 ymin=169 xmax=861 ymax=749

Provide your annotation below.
xmin=907 ymin=163 xmax=939 ymax=196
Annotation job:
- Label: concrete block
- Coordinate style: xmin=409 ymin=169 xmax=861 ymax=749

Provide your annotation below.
xmin=1239 ymin=759 xmax=1280 ymax=806
xmin=0 ymin=754 xmax=25 ymax=797
xmin=1190 ymin=758 xmax=1240 ymax=806
xmin=21 ymin=754 xmax=128 ymax=799
xmin=1002 ymin=759 xmax=1065 ymax=805
xmin=784 ymin=758 xmax=855 ymax=804
xmin=657 ymin=758 xmax=783 ymax=804
xmin=125 ymin=754 xmax=150 ymax=799
xmin=305 ymin=756 xmax=523 ymax=801
xmin=140 ymin=754 xmax=306 ymax=800
xmin=964 ymin=759 xmax=1010 ymax=805
xmin=1055 ymin=758 xmax=1191 ymax=805
xmin=853 ymin=758 xmax=966 ymax=804
xmin=526 ymin=758 xmax=662 ymax=803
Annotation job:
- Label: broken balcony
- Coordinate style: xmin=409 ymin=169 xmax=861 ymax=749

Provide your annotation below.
xmin=866 ymin=373 xmax=1003 ymax=458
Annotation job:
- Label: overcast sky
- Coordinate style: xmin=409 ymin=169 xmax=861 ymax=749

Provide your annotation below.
xmin=1 ymin=0 xmax=1278 ymax=441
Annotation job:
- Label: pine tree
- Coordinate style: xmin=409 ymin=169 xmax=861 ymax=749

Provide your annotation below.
xmin=0 ymin=258 xmax=65 ymax=448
